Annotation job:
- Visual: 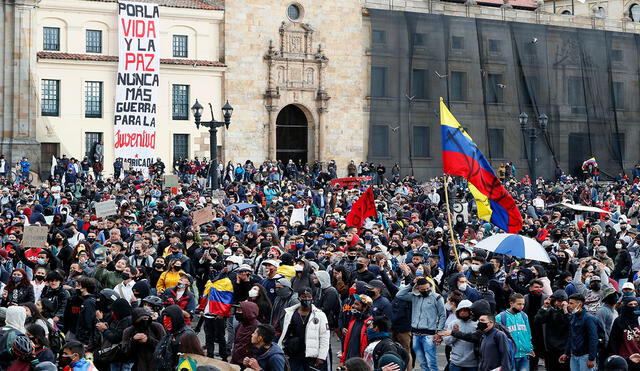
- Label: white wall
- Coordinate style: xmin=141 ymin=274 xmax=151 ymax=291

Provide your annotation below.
xmin=34 ymin=0 xmax=225 ymax=174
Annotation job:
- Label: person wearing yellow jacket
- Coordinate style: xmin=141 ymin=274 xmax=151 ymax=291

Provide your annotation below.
xmin=276 ymin=253 xmax=296 ymax=280
xmin=156 ymin=259 xmax=185 ymax=295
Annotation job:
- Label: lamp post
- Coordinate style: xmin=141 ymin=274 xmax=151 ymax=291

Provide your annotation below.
xmin=519 ymin=112 xmax=548 ymax=181
xmin=191 ymin=99 xmax=233 ymax=190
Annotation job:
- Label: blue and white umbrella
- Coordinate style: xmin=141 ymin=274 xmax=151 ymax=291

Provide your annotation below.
xmin=474 ymin=233 xmax=550 ymax=263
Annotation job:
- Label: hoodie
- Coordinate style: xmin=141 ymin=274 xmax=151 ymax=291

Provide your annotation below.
xmin=121 ymin=307 xmax=166 ymax=371
xmin=232 ymin=301 xmax=259 ymax=365
xmin=101 ymin=298 xmax=132 ymax=344
xmin=315 ymin=271 xmax=341 ymax=329
xmin=154 ymin=305 xmax=203 ymax=371
xmin=256 ymin=342 xmax=286 ymax=371
xmin=444 ymin=300 xmax=478 ymax=368
xmin=5 ymin=306 xmax=26 ymax=333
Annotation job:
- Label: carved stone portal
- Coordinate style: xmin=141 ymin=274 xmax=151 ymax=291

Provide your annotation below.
xmin=264 ymin=21 xmax=330 ymax=162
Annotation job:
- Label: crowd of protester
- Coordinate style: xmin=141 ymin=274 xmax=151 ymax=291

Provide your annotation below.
xmin=0 ymin=157 xmax=640 ymax=371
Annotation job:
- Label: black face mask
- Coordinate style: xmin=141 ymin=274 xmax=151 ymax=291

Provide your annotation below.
xmin=476 ymin=322 xmax=488 ymax=331
xmin=366 ymin=290 xmax=376 ymax=298
xmin=234 ymin=313 xmax=244 ymax=322
xmin=419 ymin=290 xmax=430 ymax=297
xmin=356 ymin=263 xmax=365 ymax=270
xmin=590 ymin=283 xmax=601 ymax=291
xmin=121 ymin=273 xmax=131 ymax=280
xmin=348 ymin=255 xmax=356 ymax=261
xmin=133 ymin=318 xmax=151 ymax=332
xmin=154 ymin=263 xmax=164 ymax=269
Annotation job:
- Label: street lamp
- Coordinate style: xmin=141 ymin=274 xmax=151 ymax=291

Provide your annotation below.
xmin=191 ymin=99 xmax=233 ymax=190
xmin=519 ymin=112 xmax=549 ymax=181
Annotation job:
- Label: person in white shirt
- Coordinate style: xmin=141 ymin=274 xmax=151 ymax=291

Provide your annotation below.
xmin=31 ymin=267 xmax=47 ymax=303
xmin=114 ymin=266 xmax=137 ymax=302
xmin=428 ymin=189 xmax=441 ymax=205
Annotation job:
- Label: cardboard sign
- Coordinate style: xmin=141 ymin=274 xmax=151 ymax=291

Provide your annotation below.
xmin=95 ymin=200 xmax=118 ymax=218
xmin=22 ymin=226 xmax=49 ymax=248
xmin=164 ymin=174 xmax=179 ymax=188
xmin=193 ymin=206 xmax=215 ymax=226
xmin=290 ymin=208 xmax=306 ymax=225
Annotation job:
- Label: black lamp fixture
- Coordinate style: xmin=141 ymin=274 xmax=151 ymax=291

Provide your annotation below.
xmin=519 ymin=112 xmax=549 ymax=181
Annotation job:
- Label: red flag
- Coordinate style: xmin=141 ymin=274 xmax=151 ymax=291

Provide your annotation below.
xmin=346 ymin=187 xmax=377 ymax=227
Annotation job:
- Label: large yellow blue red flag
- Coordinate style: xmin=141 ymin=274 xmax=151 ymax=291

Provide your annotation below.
xmin=201 ymin=277 xmax=234 ymax=317
xmin=440 ymin=98 xmax=523 ymax=233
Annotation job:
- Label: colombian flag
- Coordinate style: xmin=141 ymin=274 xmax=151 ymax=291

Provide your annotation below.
xmin=440 ymin=98 xmax=523 ymax=233
xmin=201 ymin=277 xmax=234 ymax=317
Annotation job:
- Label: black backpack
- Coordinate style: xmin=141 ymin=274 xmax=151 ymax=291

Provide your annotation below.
xmin=372 ymin=338 xmax=409 ymax=369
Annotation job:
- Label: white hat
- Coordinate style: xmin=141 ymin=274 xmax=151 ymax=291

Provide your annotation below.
xmin=225 ymin=255 xmax=243 ymax=265
xmin=237 ymin=264 xmax=253 ymax=272
xmin=262 ymin=259 xmax=280 ymax=268
xmin=623 ymin=282 xmax=635 ymax=291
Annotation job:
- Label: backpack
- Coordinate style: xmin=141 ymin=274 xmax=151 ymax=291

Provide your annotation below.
xmin=47 ymin=325 xmax=65 ymax=355
xmin=497 ymin=311 xmax=527 ymax=370
xmin=372 ymin=338 xmax=409 ymax=369
xmin=0 ymin=328 xmax=24 ymax=362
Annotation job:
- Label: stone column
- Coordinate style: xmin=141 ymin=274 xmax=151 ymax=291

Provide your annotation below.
xmin=0 ymin=0 xmax=40 ymax=171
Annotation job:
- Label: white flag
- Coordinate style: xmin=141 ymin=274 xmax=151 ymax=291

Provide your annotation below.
xmin=291 ymin=208 xmax=306 ymax=226
xmin=50 ymin=155 xmax=57 ymax=178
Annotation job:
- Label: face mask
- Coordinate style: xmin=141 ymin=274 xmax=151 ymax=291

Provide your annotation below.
xmin=419 ymin=290 xmax=430 ymax=297
xmin=294 ymin=265 xmax=304 ymax=272
xmin=133 ymin=318 xmax=151 ymax=331
xmin=276 ymin=287 xmax=290 ymax=298
xmin=348 ymin=255 xmax=356 ymax=261
xmin=12 ymin=276 xmax=21 ymax=282
xmin=621 ymin=225 xmax=627 ymax=230
xmin=37 ymin=258 xmax=46 ymax=266
xmin=300 ymin=299 xmax=311 ymax=307
xmin=249 ymin=288 xmax=259 ymax=298
xmin=295 ymin=243 xmax=304 ymax=250
xmin=324 ymin=234 xmax=332 ymax=240
xmin=458 ymin=283 xmax=468 ymax=291
xmin=445 ymin=303 xmax=453 ymax=311
xmin=476 ymin=322 xmax=488 ymax=331
xmin=154 ymin=263 xmax=164 ymax=269
xmin=351 ymin=308 xmax=361 ymax=315
xmin=173 ymin=266 xmax=182 ymax=271
xmin=531 ymin=289 xmax=543 ymax=296
xmin=75 ymin=288 xmax=83 ymax=297
xmin=234 ymin=313 xmax=244 ymax=322
xmin=616 ymin=244 xmax=623 ymax=249
xmin=471 ymin=264 xmax=481 ymax=272
xmin=571 ymin=308 xmax=580 ymax=314
xmin=163 ymin=316 xmax=173 ymax=331
xmin=177 ymin=283 xmax=186 ymax=289
xmin=34 ymin=275 xmax=45 ymax=281
xmin=623 ymin=291 xmax=635 ymax=297
xmin=356 ymin=263 xmax=365 ymax=270
xmin=59 ymin=355 xmax=73 ymax=367
xmin=86 ymin=237 xmax=95 ymax=243
xmin=590 ymin=283 xmax=601 ymax=291
xmin=511 ymin=307 xmax=521 ymax=313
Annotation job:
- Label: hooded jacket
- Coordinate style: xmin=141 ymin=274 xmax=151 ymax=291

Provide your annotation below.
xmin=478 ymin=327 xmax=512 ymax=371
xmin=396 ymin=283 xmax=446 ymax=332
xmin=232 ymin=301 xmax=259 ymax=365
xmin=0 ymin=307 xmax=27 ymax=368
xmin=270 ymin=278 xmax=299 ymax=334
xmin=314 ymin=270 xmax=341 ymax=329
xmin=278 ymin=304 xmax=330 ymax=360
xmin=534 ymin=292 xmax=571 ymax=353
xmin=154 ymin=305 xmax=204 ymax=371
xmin=101 ymin=298 xmax=132 ymax=345
xmin=256 ymin=342 xmax=286 ymax=371
xmin=121 ymin=307 xmax=166 ymax=371
xmin=443 ymin=300 xmax=478 ymax=368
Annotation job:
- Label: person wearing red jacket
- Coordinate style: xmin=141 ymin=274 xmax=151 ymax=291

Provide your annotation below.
xmin=340 ymin=294 xmax=373 ymax=364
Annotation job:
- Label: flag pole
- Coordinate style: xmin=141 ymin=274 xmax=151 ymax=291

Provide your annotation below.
xmin=443 ymin=175 xmax=460 ymax=265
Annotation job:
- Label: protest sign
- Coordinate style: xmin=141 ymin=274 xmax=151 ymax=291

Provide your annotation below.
xmin=95 ymin=200 xmax=118 ymax=218
xmin=193 ymin=206 xmax=215 ymax=226
xmin=22 ymin=226 xmax=49 ymax=248
xmin=291 ymin=208 xmax=306 ymax=225
xmin=164 ymin=174 xmax=179 ymax=188
xmin=114 ymin=1 xmax=160 ymax=170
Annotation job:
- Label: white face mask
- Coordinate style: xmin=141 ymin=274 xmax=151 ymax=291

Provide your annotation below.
xmin=458 ymin=283 xmax=468 ymax=292
xmin=444 ymin=303 xmax=453 ymax=311
xmin=471 ymin=264 xmax=481 ymax=272
xmin=248 ymin=288 xmax=259 ymax=298
xmin=616 ymin=244 xmax=623 ymax=249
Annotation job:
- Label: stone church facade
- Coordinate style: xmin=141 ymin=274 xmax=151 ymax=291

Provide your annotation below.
xmin=223 ymin=0 xmax=368 ymax=171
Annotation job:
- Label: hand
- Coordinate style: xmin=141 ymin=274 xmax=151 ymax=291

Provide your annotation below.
xmin=453 ymin=323 xmax=459 ymax=331
xmin=562 ymin=301 xmax=569 ymax=314
xmin=381 ymin=363 xmax=401 ymax=371
xmin=630 ymin=353 xmax=640 ymax=363
xmin=438 ymin=329 xmax=452 ymax=336
xmin=314 ymin=359 xmax=325 ymax=366
xmin=95 ymin=310 xmax=103 ymax=320
xmin=53 ymin=316 xmax=59 ymax=323
xmin=130 ymin=295 xmax=137 ymax=303
xmin=247 ymin=358 xmax=260 ymax=370
xmin=95 ymin=322 xmax=108 ymax=331
xmin=587 ymin=360 xmax=595 ymax=368
xmin=433 ymin=334 xmax=442 ymax=345
xmin=133 ymin=333 xmax=148 ymax=343
xmin=529 ymin=350 xmax=535 ymax=358
xmin=342 ymin=328 xmax=347 ymax=336
xmin=559 ymin=354 xmax=568 ymax=364
xmin=543 ymin=298 xmax=551 ymax=309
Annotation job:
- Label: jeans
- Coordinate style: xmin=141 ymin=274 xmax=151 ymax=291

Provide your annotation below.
xmin=449 ymin=366 xmax=477 ymax=371
xmin=514 ymin=357 xmax=529 ymax=371
xmin=412 ymin=335 xmax=437 ymax=371
xmin=110 ymin=363 xmax=134 ymax=371
xmin=570 ymin=354 xmax=596 ymax=371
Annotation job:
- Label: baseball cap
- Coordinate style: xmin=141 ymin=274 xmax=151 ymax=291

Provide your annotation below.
xmin=597 ymin=246 xmax=608 ymax=253
xmin=225 ymin=255 xmax=243 ymax=265
xmin=353 ymin=294 xmax=373 ymax=306
xmin=237 ymin=264 xmax=253 ymax=272
xmin=261 ymin=259 xmax=280 ymax=268
xmin=365 ymin=279 xmax=385 ymax=291
xmin=623 ymin=282 xmax=635 ymax=291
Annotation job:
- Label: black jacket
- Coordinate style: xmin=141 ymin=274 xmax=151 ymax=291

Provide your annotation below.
xmin=1 ymin=284 xmax=35 ymax=306
xmin=534 ymin=306 xmax=570 ymax=352
xmin=76 ymin=294 xmax=97 ymax=346
xmin=40 ymin=285 xmax=70 ymax=321
xmin=122 ymin=308 xmax=166 ymax=371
